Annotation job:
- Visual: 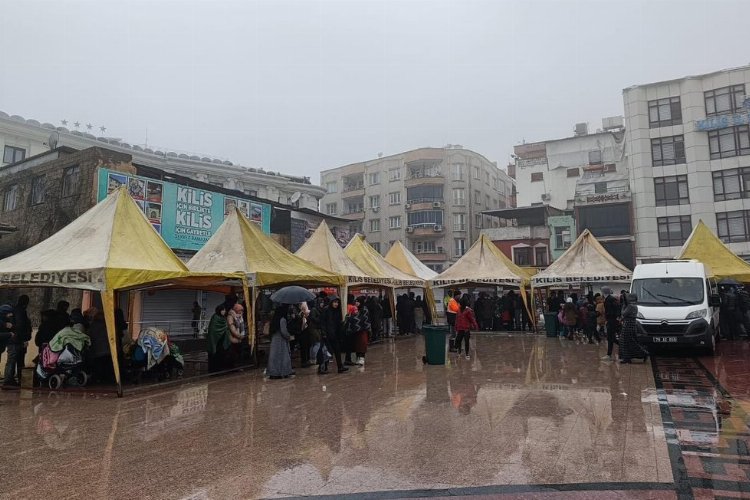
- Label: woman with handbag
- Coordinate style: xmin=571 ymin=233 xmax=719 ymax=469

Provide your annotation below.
xmin=352 ymin=296 xmax=372 ymax=366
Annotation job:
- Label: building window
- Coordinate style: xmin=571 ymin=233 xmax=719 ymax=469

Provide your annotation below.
xmin=473 ymin=166 xmax=481 ymax=180
xmin=369 ymin=195 xmax=380 ymax=209
xmin=61 ymin=165 xmax=80 ymax=197
xmin=485 ymin=171 xmax=490 ymax=184
xmin=389 ymin=216 xmax=401 ymax=229
xmin=708 ymin=126 xmax=750 ymax=159
xmin=534 ymin=246 xmax=548 ymax=266
xmin=651 ymin=135 xmax=686 ymax=166
xmin=325 ymin=181 xmax=337 ymax=193
xmin=3 ymin=184 xmax=19 ymax=212
xmin=413 ymin=240 xmax=437 ymax=254
xmin=513 ymin=247 xmax=531 ymax=266
xmin=712 ymin=167 xmax=750 ymax=201
xmin=368 ymin=172 xmax=380 ymax=185
xmin=474 ymin=190 xmax=481 ymax=204
xmin=407 ymin=210 xmax=443 ymax=227
xmin=389 ymin=168 xmax=401 ymax=181
xmin=594 ymin=182 xmax=608 ymax=194
xmin=453 ymin=213 xmax=466 ymax=231
xmin=452 ymin=188 xmax=465 ymax=205
xmin=717 ymin=211 xmax=750 ymax=243
xmin=485 ymin=194 xmax=490 ymax=208
xmin=454 ymin=238 xmax=466 ymax=257
xmin=325 ymin=202 xmax=337 ymax=215
xmin=588 ymin=150 xmax=602 ymax=165
xmin=654 ymin=175 xmax=689 ymax=206
xmin=705 ymin=84 xmax=746 ymax=117
xmin=531 ymin=172 xmax=543 ymax=182
xmin=30 ymin=175 xmax=45 ymax=205
xmin=245 ymin=189 xmax=258 ymax=197
xmin=554 ymin=227 xmax=571 ymax=249
xmin=407 ymin=185 xmax=443 ymax=203
xmin=388 ymin=192 xmax=401 ymax=205
xmin=452 ymin=164 xmax=465 ymax=181
xmin=345 ymin=201 xmax=364 ymax=214
xmin=567 ymin=168 xmax=580 ymax=177
xmin=369 ymin=219 xmax=381 ymax=232
xmin=370 ymin=242 xmax=381 ymax=253
xmin=648 ymin=96 xmax=682 ymax=128
xmin=475 ymin=213 xmax=482 ymax=229
xmin=3 ymin=146 xmax=26 ymax=164
xmin=657 ymin=215 xmax=692 ymax=247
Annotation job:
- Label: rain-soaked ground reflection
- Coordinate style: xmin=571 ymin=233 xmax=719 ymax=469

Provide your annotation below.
xmin=0 ymin=336 xmax=681 ymax=499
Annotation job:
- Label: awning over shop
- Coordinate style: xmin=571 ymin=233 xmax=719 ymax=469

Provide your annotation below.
xmin=295 ymin=220 xmax=386 ymax=287
xmin=384 ymin=241 xmax=438 ymax=281
xmin=531 ymin=229 xmax=631 ymax=286
xmin=675 ymin=220 xmax=750 ymax=282
xmin=188 ymin=208 xmax=344 ymax=288
xmin=344 ymin=234 xmax=425 ymax=288
xmin=428 ymin=234 xmax=527 ymax=288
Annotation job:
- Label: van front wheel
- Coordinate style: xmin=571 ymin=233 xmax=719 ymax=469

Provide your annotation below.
xmin=705 ymin=329 xmax=716 ymax=356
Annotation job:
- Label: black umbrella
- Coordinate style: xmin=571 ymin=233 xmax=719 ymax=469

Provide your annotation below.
xmin=270 ymin=286 xmax=316 ymax=304
xmin=719 ymin=278 xmax=741 ymax=286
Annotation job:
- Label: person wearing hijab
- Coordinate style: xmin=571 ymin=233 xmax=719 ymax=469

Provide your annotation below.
xmin=267 ymin=304 xmax=294 ymax=379
xmin=322 ymin=296 xmax=349 ymax=374
xmin=618 ymin=294 xmax=649 ymax=364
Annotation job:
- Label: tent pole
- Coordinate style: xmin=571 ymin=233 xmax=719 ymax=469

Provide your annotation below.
xmin=244 ymin=280 xmax=255 ymax=366
xmin=103 ymin=289 xmax=123 ymax=397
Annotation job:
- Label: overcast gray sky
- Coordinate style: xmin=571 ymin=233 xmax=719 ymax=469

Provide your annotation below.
xmin=2 ymin=0 xmax=747 ymax=178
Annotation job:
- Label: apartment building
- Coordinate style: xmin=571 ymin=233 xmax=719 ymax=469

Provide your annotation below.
xmin=320 ymin=146 xmax=514 ymax=273
xmin=623 ymin=64 xmax=750 ymax=262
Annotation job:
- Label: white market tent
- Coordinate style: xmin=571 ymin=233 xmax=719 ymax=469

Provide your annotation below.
xmin=384 ymin=241 xmax=438 ymax=281
xmin=531 ymin=229 xmax=632 ymax=287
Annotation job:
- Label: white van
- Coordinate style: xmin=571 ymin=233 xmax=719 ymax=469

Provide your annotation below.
xmin=630 ymin=260 xmax=721 ymax=354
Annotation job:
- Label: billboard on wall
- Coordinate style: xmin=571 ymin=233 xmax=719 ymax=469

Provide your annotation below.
xmin=97 ymin=168 xmax=272 ymax=251
xmin=290 ymin=215 xmax=350 ymax=252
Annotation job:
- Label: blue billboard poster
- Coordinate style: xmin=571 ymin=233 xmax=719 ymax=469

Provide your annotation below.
xmin=97 ymin=168 xmax=272 ymax=251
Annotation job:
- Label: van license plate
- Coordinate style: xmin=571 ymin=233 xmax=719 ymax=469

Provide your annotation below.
xmin=653 ymin=337 xmax=677 ymax=343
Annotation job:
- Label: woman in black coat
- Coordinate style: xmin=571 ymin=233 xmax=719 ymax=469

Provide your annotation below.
xmin=321 ymin=297 xmax=349 ymax=374
xmin=619 ymin=294 xmax=649 ymax=364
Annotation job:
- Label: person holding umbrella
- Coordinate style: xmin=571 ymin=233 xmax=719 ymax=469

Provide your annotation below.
xmin=267 ymin=286 xmax=316 ymax=379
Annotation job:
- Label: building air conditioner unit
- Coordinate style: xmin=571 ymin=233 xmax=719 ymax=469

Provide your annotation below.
xmin=433 ymin=225 xmax=443 ymax=232
xmin=432 ymin=201 xmax=442 ymax=208
xmin=372 ymin=206 xmax=379 ymax=213
xmin=541 ymin=193 xmax=551 ymax=201
xmin=406 ymin=226 xmax=414 ymax=233
xmin=405 ymin=203 xmax=412 ymax=209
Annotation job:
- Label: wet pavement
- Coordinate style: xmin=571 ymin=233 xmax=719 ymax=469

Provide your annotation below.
xmin=1 ymin=335 xmax=750 ymax=499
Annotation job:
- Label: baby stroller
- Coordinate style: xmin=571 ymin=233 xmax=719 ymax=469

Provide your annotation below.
xmin=36 ymin=343 xmax=90 ymax=390
xmin=127 ymin=327 xmax=185 ymax=384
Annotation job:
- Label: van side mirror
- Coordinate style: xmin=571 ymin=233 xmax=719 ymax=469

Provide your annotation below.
xmin=709 ymin=294 xmax=721 ymax=308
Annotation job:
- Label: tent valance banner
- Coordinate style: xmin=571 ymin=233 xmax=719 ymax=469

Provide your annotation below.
xmin=344 ymin=234 xmax=425 ymax=288
xmin=531 ymin=229 xmax=631 ymax=286
xmin=675 ymin=220 xmax=750 ymax=282
xmin=428 ymin=234 xmax=526 ymax=288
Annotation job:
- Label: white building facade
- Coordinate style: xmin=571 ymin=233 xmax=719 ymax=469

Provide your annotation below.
xmin=320 ymin=147 xmax=514 ymax=273
xmin=623 ymin=65 xmax=750 ymax=262
xmin=0 ymin=111 xmax=325 ymax=210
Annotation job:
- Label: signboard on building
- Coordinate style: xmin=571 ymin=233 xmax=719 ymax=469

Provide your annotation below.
xmin=289 ymin=214 xmax=350 ymax=252
xmin=695 ymin=112 xmax=750 ymax=131
xmin=574 ymin=191 xmax=631 ymax=205
xmin=97 ymin=168 xmax=272 ymax=251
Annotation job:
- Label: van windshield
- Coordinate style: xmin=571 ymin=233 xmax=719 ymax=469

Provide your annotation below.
xmin=631 ymin=278 xmax=704 ymax=306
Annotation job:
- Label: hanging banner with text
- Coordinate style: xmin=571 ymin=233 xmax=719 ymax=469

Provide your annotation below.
xmin=97 ymin=168 xmax=271 ymax=251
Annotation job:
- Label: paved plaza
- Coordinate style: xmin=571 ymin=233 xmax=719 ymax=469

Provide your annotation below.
xmin=1 ymin=335 xmax=749 ymax=499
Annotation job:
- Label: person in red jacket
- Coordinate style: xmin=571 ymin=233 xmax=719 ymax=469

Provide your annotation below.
xmin=455 ymin=297 xmax=479 ymax=359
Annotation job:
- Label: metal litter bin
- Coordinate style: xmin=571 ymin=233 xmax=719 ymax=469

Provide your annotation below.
xmin=422 ymin=324 xmax=449 ymax=365
xmin=544 ymin=313 xmax=558 ymax=338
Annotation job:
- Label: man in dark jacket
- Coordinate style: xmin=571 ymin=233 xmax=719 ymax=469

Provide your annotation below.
xmin=602 ymin=287 xmax=620 ymax=361
xmin=321 ymin=297 xmax=349 ymax=373
xmin=366 ymin=296 xmax=384 ymax=342
xmin=3 ymin=295 xmax=31 ymax=389
xmin=381 ymin=294 xmax=392 ymax=338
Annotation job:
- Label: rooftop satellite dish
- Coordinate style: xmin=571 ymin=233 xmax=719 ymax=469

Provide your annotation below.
xmin=290 ymin=192 xmax=301 ymax=205
xmin=48 ymin=131 xmax=59 ymax=149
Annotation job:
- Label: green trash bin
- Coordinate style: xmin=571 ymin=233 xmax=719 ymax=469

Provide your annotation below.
xmin=423 ymin=324 xmax=449 ymax=365
xmin=544 ymin=312 xmax=558 ymax=338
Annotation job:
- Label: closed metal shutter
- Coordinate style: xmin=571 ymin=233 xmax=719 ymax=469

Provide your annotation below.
xmin=140 ymin=290 xmax=201 ymax=337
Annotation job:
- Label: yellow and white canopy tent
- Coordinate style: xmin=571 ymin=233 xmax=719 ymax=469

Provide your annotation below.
xmin=0 ymin=187 xmax=239 ymax=396
xmin=428 ymin=234 xmax=532 ymax=324
xmin=384 ymin=240 xmax=439 ymax=318
xmin=531 ymin=229 xmax=632 ymax=287
xmin=675 ymin=220 xmax=750 ymax=282
xmin=188 ymin=209 xmax=345 ymax=349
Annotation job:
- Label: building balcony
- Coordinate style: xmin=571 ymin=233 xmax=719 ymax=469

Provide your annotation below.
xmin=341 ymin=210 xmax=365 ymax=221
xmin=414 ymin=252 xmax=447 ymax=262
xmin=341 ymin=187 xmax=365 ymax=198
xmin=405 ymin=199 xmax=444 ymax=211
xmin=405 ymin=174 xmax=445 ymax=188
xmin=406 ymin=224 xmax=444 ymax=237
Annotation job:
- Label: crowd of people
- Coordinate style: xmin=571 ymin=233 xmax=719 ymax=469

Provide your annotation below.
xmin=546 ymin=287 xmax=648 ymax=364
xmin=444 ymin=289 xmax=532 ymax=333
